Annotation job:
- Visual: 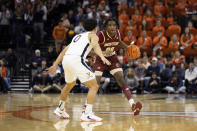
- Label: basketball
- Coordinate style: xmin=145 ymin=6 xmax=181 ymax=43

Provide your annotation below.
xmin=125 ymin=45 xmax=141 ymax=59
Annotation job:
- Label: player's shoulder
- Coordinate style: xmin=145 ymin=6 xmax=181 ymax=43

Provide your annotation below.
xmin=97 ymin=30 xmax=106 ymax=43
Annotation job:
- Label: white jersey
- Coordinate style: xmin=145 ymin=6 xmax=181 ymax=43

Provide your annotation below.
xmin=62 ymin=32 xmax=95 ymax=83
xmin=65 ymin=32 xmax=92 ymax=59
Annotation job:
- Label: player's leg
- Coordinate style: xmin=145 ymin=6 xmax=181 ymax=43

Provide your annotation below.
xmin=78 ymin=62 xmax=102 ymax=121
xmin=113 ymin=71 xmax=142 ymax=115
xmin=109 ymin=56 xmax=142 ymax=115
xmin=81 ymin=78 xmax=102 ymax=122
xmin=93 ymin=57 xmax=106 ymax=93
xmin=53 ymin=81 xmax=76 ymax=119
xmin=54 ymin=58 xmax=76 ymax=119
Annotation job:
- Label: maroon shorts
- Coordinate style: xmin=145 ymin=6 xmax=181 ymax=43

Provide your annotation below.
xmin=93 ymin=55 xmax=122 ymax=75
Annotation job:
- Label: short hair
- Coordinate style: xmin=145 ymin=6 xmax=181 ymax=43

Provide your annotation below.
xmin=83 ymin=19 xmax=97 ymax=31
xmin=104 ymin=18 xmax=119 ymax=28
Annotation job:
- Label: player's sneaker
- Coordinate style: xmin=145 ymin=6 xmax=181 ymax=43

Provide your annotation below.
xmin=53 ymin=107 xmax=70 ymax=119
xmin=81 ymin=121 xmax=103 ymax=130
xmin=81 ymin=112 xmax=102 ymax=122
xmin=131 ymin=101 xmax=142 ymax=116
xmin=53 ymin=119 xmax=70 ymax=130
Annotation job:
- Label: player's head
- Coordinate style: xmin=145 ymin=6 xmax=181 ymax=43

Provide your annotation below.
xmin=83 ymin=19 xmax=98 ymax=32
xmin=104 ymin=18 xmax=119 ymax=36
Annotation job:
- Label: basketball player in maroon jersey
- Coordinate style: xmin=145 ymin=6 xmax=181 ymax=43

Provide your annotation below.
xmin=93 ymin=18 xmax=142 ymax=115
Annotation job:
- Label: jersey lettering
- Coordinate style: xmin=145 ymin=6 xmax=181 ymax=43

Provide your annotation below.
xmin=73 ymin=35 xmax=81 ymax=42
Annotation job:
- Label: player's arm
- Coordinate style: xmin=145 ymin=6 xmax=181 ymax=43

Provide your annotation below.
xmin=119 ymin=40 xmax=129 ymax=49
xmin=47 ymin=45 xmax=70 ymax=73
xmin=117 ymin=31 xmax=129 ymax=49
xmin=90 ymin=34 xmax=111 ymax=65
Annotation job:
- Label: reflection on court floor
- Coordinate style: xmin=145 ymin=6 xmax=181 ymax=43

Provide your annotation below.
xmin=1 ymin=94 xmax=197 ymax=131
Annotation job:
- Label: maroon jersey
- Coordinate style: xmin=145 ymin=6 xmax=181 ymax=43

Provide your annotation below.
xmin=97 ymin=29 xmax=123 ymax=57
xmin=93 ymin=30 xmax=124 ymax=73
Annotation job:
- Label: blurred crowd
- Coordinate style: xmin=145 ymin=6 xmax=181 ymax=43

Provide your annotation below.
xmin=0 ymin=0 xmax=196 ymax=94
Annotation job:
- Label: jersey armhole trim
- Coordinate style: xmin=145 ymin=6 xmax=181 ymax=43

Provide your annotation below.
xmin=100 ymin=31 xmax=105 ymax=44
xmin=117 ymin=30 xmax=121 ymax=41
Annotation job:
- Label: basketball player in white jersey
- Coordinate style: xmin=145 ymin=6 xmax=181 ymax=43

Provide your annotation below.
xmin=47 ymin=19 xmax=111 ymax=122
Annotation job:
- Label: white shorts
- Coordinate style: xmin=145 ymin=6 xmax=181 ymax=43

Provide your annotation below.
xmin=62 ymin=55 xmax=95 ymax=83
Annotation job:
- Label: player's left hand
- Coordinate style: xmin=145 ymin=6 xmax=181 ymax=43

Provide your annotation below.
xmin=47 ymin=65 xmax=57 ymax=74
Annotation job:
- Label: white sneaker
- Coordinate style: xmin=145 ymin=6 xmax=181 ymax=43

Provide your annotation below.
xmin=81 ymin=112 xmax=102 ymax=122
xmin=81 ymin=121 xmax=103 ymax=130
xmin=53 ymin=119 xmax=70 ymax=130
xmin=53 ymin=107 xmax=70 ymax=119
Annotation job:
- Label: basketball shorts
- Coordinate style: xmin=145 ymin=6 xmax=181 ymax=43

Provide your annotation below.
xmin=93 ymin=55 xmax=123 ymax=76
xmin=62 ymin=55 xmax=95 ymax=83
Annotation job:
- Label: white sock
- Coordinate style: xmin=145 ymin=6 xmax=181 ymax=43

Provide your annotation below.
xmin=129 ymin=99 xmax=135 ymax=107
xmin=85 ymin=104 xmax=93 ymax=114
xmin=58 ymin=100 xmax=65 ymax=110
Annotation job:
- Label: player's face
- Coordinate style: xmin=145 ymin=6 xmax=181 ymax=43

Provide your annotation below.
xmin=106 ymin=21 xmax=117 ymax=36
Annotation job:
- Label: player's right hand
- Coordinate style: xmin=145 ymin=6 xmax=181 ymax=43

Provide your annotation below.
xmin=101 ymin=57 xmax=111 ymax=65
xmin=47 ymin=65 xmax=57 ymax=74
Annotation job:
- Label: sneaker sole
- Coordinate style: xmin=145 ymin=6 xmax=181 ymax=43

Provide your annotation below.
xmin=53 ymin=113 xmax=70 ymax=119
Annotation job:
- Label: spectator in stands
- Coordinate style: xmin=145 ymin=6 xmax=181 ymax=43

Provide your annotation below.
xmin=0 ymin=60 xmax=9 ymax=92
xmin=166 ymin=12 xmax=174 ymax=27
xmin=24 ymin=7 xmax=34 ymax=37
xmin=143 ymin=9 xmax=155 ymax=31
xmin=187 ymin=21 xmax=197 ymax=36
xmin=75 ymin=7 xmax=86 ymax=24
xmin=154 ymin=1 xmax=166 ymax=16
xmin=137 ymin=30 xmax=152 ymax=52
xmin=33 ymin=69 xmax=52 ymax=93
xmin=160 ymin=58 xmax=173 ymax=88
xmin=142 ymin=56 xmax=150 ymax=69
xmin=131 ymin=9 xmax=142 ymax=28
xmin=165 ymin=71 xmax=185 ymax=94
xmin=123 ymin=30 xmax=136 ymax=45
xmin=52 ymin=69 xmax=65 ymax=92
xmin=138 ymin=19 xmax=150 ymax=36
xmin=45 ymin=45 xmax=57 ymax=67
xmin=194 ymin=57 xmax=197 ymax=71
xmin=147 ymin=72 xmax=161 ymax=93
xmin=0 ymin=5 xmax=11 ymax=43
xmin=135 ymin=59 xmax=146 ymax=93
xmin=74 ymin=21 xmax=85 ymax=34
xmin=185 ymin=62 xmax=197 ymax=94
xmin=180 ymin=27 xmax=194 ymax=50
xmin=33 ymin=4 xmax=45 ymax=43
xmin=125 ymin=68 xmax=139 ymax=93
xmin=175 ymin=0 xmax=187 ymax=28
xmin=153 ymin=30 xmax=168 ymax=52
xmin=66 ymin=24 xmax=75 ymax=44
xmin=52 ymin=19 xmax=67 ymax=53
xmin=146 ymin=57 xmax=160 ymax=77
xmin=5 ymin=48 xmax=17 ymax=76
xmin=166 ymin=21 xmax=181 ymax=38
xmin=117 ymin=49 xmax=128 ymax=67
xmin=156 ymin=13 xmax=166 ymax=28
xmin=16 ymin=30 xmax=26 ymax=71
xmin=31 ymin=49 xmax=43 ymax=69
xmin=153 ymin=20 xmax=165 ymax=37
xmin=168 ymin=34 xmax=180 ymax=51
xmin=125 ymin=21 xmax=138 ymax=38
xmin=68 ymin=10 xmax=75 ymax=25
xmin=0 ymin=51 xmax=7 ymax=64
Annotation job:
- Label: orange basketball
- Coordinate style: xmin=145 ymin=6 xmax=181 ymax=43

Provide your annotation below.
xmin=125 ymin=45 xmax=141 ymax=59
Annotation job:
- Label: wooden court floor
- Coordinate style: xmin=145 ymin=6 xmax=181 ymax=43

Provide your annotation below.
xmin=1 ymin=93 xmax=197 ymax=131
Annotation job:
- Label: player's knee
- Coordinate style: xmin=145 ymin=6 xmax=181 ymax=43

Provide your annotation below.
xmin=66 ymin=81 xmax=76 ymax=89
